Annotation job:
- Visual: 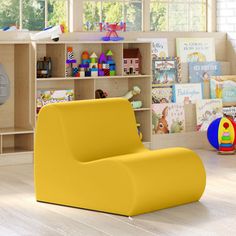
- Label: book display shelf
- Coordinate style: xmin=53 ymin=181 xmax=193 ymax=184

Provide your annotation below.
xmin=35 ymin=41 xmax=152 ymax=145
xmin=0 ymin=42 xmax=34 ymax=156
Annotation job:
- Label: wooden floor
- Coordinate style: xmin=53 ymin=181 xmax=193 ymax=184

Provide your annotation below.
xmin=0 ymin=150 xmax=236 ymax=236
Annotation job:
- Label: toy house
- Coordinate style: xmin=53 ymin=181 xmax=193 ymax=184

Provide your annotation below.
xmin=123 ymin=48 xmax=141 ymax=75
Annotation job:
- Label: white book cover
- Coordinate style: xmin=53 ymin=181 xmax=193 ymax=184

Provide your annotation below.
xmin=196 ymin=99 xmax=223 ymax=131
xmin=137 ymin=38 xmax=168 ymax=58
xmin=173 ymin=83 xmax=203 ymax=104
xmin=176 ymin=38 xmax=216 ymax=63
xmin=152 ymin=103 xmax=185 ymax=134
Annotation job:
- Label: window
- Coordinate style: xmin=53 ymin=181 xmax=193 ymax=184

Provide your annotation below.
xmin=0 ymin=0 xmax=69 ymax=31
xmin=150 ymin=0 xmax=207 ymax=31
xmin=83 ymin=0 xmax=143 ymax=31
xmin=83 ymin=0 xmax=207 ymax=32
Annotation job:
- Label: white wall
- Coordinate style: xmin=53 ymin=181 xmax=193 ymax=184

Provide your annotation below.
xmin=217 ymin=0 xmax=236 ymax=32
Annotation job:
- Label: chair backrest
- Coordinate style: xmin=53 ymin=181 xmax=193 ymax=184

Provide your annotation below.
xmin=39 ymin=98 xmax=145 ymax=162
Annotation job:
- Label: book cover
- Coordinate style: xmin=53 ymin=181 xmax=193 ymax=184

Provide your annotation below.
xmin=173 ymin=83 xmax=203 ymax=104
xmin=152 ymin=86 xmax=172 ymax=104
xmin=223 ymin=107 xmax=236 ymax=122
xmin=137 ymin=38 xmax=168 ymax=59
xmin=196 ymin=99 xmax=223 ymax=131
xmin=210 ymin=76 xmax=236 ymax=103
xmin=152 ymin=57 xmax=181 ymax=84
xmin=152 ymin=103 xmax=185 ymax=134
xmin=176 ymin=38 xmax=216 ymax=63
xmin=189 ymin=62 xmax=222 ymax=83
xmin=37 ymin=89 xmax=74 ymax=113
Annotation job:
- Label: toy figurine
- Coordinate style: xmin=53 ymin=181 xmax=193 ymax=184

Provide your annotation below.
xmin=207 ymin=117 xmax=236 ymax=154
xmin=95 ymin=89 xmax=108 ymax=99
xmin=99 ymin=22 xmax=126 ymax=41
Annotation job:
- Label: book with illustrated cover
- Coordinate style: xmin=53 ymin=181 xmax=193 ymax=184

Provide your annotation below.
xmin=196 ymin=99 xmax=223 ymax=131
xmin=173 ymin=83 xmax=203 ymax=104
xmin=223 ymin=107 xmax=236 ymax=122
xmin=152 ymin=103 xmax=185 ymax=134
xmin=189 ymin=62 xmax=222 ymax=83
xmin=152 ymin=57 xmax=181 ymax=85
xmin=210 ymin=76 xmax=236 ymax=103
xmin=137 ymin=38 xmax=168 ymax=59
xmin=152 ymin=86 xmax=172 ymax=104
xmin=176 ymin=38 xmax=216 ymax=63
xmin=37 ymin=89 xmax=74 ymax=113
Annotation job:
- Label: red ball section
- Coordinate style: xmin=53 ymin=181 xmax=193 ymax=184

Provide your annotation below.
xmin=223 ymin=122 xmax=229 ymax=129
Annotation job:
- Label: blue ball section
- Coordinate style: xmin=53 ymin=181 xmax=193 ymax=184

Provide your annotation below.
xmin=207 ymin=118 xmax=221 ymax=150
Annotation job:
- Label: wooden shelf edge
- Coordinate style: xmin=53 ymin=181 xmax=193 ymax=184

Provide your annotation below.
xmin=0 ymin=128 xmax=34 ymax=135
xmin=223 ymin=102 xmax=236 ymax=107
xmin=36 ymin=75 xmax=152 ymax=81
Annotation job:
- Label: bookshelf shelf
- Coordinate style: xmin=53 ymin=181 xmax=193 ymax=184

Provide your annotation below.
xmin=0 ymin=43 xmax=34 ymax=156
xmin=36 ymin=75 xmax=152 ymax=82
xmin=35 ymin=41 xmax=152 ymax=144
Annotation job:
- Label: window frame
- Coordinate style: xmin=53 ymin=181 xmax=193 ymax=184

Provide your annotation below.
xmin=17 ymin=0 xmax=69 ymax=31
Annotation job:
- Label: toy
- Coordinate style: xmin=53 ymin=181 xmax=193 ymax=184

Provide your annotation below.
xmin=66 ymin=47 xmax=78 ymax=77
xmin=99 ymin=22 xmax=126 ymax=41
xmin=123 ymin=86 xmax=141 ymax=100
xmin=37 ymin=57 xmax=52 ymax=78
xmin=123 ymin=48 xmax=141 ymax=75
xmin=31 ymin=23 xmax=66 ymax=42
xmin=95 ymin=89 xmax=108 ymax=99
xmin=123 ymin=86 xmax=142 ymax=109
xmin=207 ymin=117 xmax=236 ymax=154
xmin=0 ymin=64 xmax=10 ymax=105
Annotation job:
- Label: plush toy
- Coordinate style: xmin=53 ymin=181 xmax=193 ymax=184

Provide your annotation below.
xmin=123 ymin=86 xmax=141 ymax=100
xmin=95 ymin=89 xmax=108 ymax=99
xmin=0 ymin=64 xmax=10 ymax=105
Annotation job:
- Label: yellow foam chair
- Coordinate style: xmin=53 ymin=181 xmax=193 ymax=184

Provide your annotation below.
xmin=35 ymin=98 xmax=206 ymax=216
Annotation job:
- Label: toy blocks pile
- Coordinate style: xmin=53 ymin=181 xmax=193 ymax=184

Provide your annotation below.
xmin=66 ymin=47 xmax=116 ymax=77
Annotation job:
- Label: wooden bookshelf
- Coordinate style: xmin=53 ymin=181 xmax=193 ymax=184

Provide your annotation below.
xmin=0 ymin=43 xmax=34 ymax=156
xmin=35 ymin=41 xmax=152 ymax=144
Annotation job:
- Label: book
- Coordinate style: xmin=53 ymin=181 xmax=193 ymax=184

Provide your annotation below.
xmin=137 ymin=38 xmax=168 ymax=59
xmin=173 ymin=83 xmax=203 ymax=104
xmin=37 ymin=89 xmax=74 ymax=113
xmin=210 ymin=76 xmax=236 ymax=103
xmin=152 ymin=86 xmax=172 ymax=104
xmin=196 ymin=99 xmax=223 ymax=131
xmin=176 ymin=38 xmax=216 ymax=63
xmin=152 ymin=103 xmax=185 ymax=134
xmin=189 ymin=62 xmax=222 ymax=83
xmin=152 ymin=57 xmax=181 ymax=84
xmin=223 ymin=107 xmax=236 ymax=122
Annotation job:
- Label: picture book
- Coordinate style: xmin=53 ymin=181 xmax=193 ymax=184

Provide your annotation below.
xmin=152 ymin=86 xmax=172 ymax=104
xmin=152 ymin=103 xmax=185 ymax=134
xmin=173 ymin=83 xmax=203 ymax=104
xmin=210 ymin=76 xmax=236 ymax=103
xmin=137 ymin=38 xmax=168 ymax=58
xmin=196 ymin=99 xmax=223 ymax=131
xmin=223 ymin=106 xmax=236 ymax=122
xmin=189 ymin=62 xmax=222 ymax=83
xmin=152 ymin=57 xmax=181 ymax=84
xmin=37 ymin=89 xmax=74 ymax=113
xmin=176 ymin=38 xmax=216 ymax=63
